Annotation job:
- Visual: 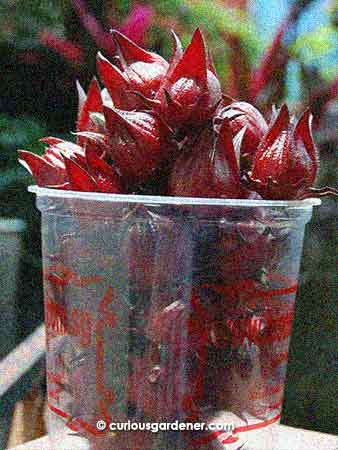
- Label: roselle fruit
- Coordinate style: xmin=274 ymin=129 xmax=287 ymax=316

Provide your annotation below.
xmin=247 ymin=105 xmax=319 ymax=200
xmin=111 ymin=30 xmax=169 ymax=100
xmin=169 ymin=119 xmax=246 ymax=199
xmin=19 ymin=138 xmax=121 ymax=193
xmin=215 ymin=100 xmax=268 ymax=169
xmin=155 ymin=29 xmax=222 ymax=130
xmin=19 ymin=28 xmax=336 ymax=201
xmin=103 ymin=106 xmax=175 ymax=186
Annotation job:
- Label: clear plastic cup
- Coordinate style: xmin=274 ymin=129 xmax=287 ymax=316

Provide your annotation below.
xmin=30 ymin=186 xmax=320 ymax=450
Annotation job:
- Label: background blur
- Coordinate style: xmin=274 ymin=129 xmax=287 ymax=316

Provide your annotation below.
xmin=0 ymin=0 xmax=337 ymax=435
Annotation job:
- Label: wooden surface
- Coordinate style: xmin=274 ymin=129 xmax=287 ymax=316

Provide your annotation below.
xmin=0 ymin=323 xmax=45 ymax=398
xmin=9 ymin=425 xmax=338 ymax=450
xmin=0 ymin=324 xmax=46 ymax=449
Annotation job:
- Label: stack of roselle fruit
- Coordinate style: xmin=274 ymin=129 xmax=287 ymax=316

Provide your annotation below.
xmin=19 ymin=29 xmax=337 ymax=450
xmin=18 ymin=28 xmax=336 ymax=201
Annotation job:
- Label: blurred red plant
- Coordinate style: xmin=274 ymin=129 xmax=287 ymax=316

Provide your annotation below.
xmin=39 ymin=1 xmax=155 ymax=66
xmin=35 ymin=0 xmax=336 ymax=125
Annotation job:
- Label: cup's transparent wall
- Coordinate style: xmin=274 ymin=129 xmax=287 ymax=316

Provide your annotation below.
xmin=34 ymin=191 xmax=315 ymax=450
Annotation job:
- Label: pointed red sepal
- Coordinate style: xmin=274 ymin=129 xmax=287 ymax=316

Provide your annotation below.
xmin=259 ymin=104 xmax=289 ymax=151
xmin=77 ymin=78 xmax=103 ymax=142
xmin=170 ymin=28 xmax=207 ymax=87
xmin=18 ymin=150 xmax=66 ymax=186
xmin=40 ymin=137 xmax=64 ymax=145
xmin=111 ymin=30 xmax=168 ymax=98
xmin=247 ymin=106 xmax=323 ymax=199
xmin=293 ymin=109 xmax=318 ymax=185
xmin=169 ymin=30 xmax=183 ymax=69
xmin=162 ymin=30 xmax=184 ymax=86
xmin=104 ymin=106 xmax=164 ymax=149
xmin=156 ymin=29 xmax=221 ymax=128
xmin=96 ymin=52 xmax=137 ymax=110
xmin=85 ymin=147 xmax=121 ymax=193
xmin=111 ymin=29 xmax=165 ymax=65
xmin=43 ymin=146 xmax=66 ymax=168
xmin=63 ymin=156 xmax=97 ymax=192
xmin=76 ymin=80 xmax=86 ymax=113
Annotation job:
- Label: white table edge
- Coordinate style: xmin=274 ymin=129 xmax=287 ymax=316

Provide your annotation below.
xmin=8 ymin=424 xmax=338 ymax=450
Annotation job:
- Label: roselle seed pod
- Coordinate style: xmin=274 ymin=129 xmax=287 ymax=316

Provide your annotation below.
xmin=96 ymin=30 xmax=183 ymax=113
xmin=155 ymin=29 xmax=222 ymax=129
xmin=111 ymin=29 xmax=169 ymax=99
xmin=215 ymin=100 xmax=268 ymax=168
xmin=248 ymin=105 xmax=320 ymax=200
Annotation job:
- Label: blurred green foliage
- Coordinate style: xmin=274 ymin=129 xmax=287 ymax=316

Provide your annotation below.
xmin=290 ymin=24 xmax=338 ymax=79
xmin=0 ymin=0 xmax=64 ymax=45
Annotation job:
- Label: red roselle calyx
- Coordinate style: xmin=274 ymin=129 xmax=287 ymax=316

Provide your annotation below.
xmin=169 ymin=119 xmax=248 ymax=199
xmin=18 ymin=28 xmax=337 ymax=201
xmin=215 ymin=100 xmax=268 ymax=169
xmin=18 ymin=139 xmax=121 ymax=193
xmin=103 ymin=106 xmax=174 ymax=187
xmin=247 ymin=105 xmax=324 ymax=200
xmin=111 ymin=30 xmax=169 ymax=100
xmin=155 ymin=29 xmax=222 ymax=129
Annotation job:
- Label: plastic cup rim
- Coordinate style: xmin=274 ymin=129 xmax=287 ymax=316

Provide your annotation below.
xmin=28 ymin=185 xmax=321 ymax=209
